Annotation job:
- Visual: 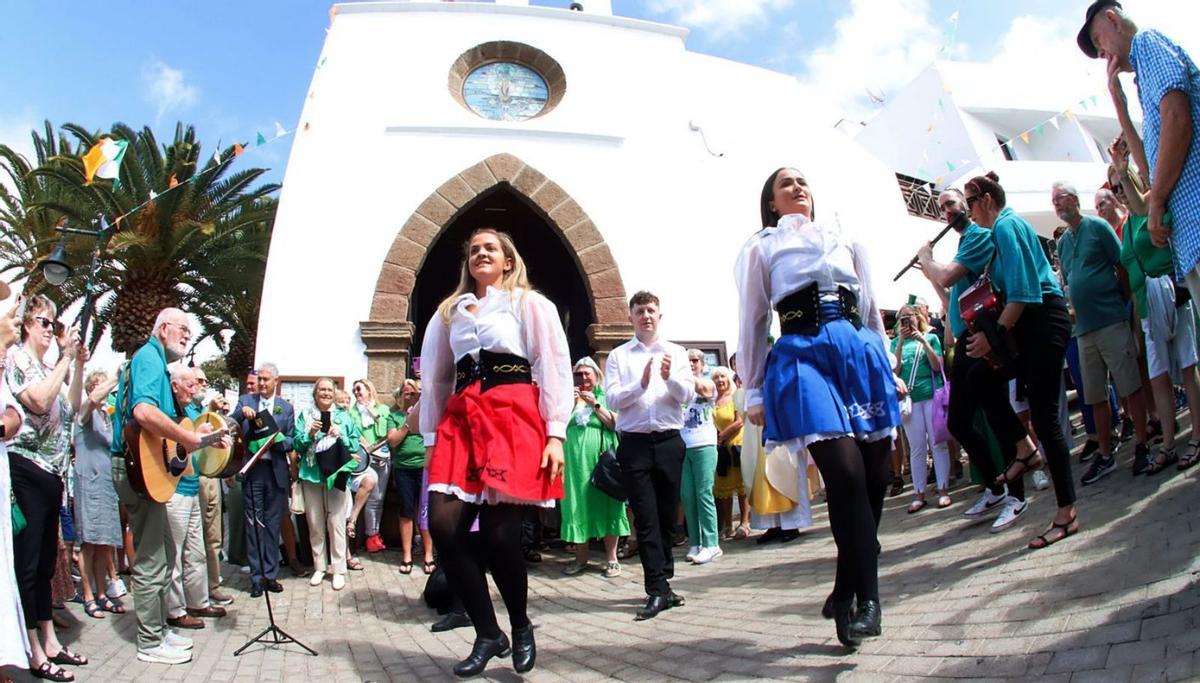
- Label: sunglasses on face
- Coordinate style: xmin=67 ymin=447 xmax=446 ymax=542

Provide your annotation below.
xmin=965 ymin=195 xmax=980 ymax=207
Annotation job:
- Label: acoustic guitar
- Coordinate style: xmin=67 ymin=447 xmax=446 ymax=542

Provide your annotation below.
xmin=124 ymin=416 xmax=231 ymax=503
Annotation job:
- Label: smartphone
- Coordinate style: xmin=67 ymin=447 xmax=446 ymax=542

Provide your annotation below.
xmin=320 ymin=410 xmax=331 ymax=432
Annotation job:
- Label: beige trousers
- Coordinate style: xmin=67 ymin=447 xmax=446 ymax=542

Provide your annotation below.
xmin=301 ymin=480 xmax=349 ymax=575
xmin=165 ymin=492 xmax=209 ymax=617
xmin=198 ymin=476 xmax=223 ymax=593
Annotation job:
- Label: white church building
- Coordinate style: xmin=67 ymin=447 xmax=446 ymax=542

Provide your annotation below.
xmin=253 ymin=1 xmax=987 ymax=394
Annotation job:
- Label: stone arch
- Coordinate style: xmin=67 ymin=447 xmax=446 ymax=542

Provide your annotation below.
xmin=360 ymin=153 xmax=633 ymax=393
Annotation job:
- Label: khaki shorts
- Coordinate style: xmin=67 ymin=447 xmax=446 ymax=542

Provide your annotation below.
xmin=1078 ymin=320 xmax=1142 ymax=405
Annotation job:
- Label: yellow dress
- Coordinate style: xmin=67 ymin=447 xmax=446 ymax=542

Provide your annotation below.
xmin=712 ymin=399 xmax=745 ymax=498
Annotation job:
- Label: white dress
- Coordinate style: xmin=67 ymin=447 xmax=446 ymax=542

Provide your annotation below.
xmin=1 ymin=380 xmax=30 ymax=667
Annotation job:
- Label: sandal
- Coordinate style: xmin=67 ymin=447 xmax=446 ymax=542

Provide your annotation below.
xmin=937 ymin=495 xmax=952 ymax=509
xmin=83 ymin=600 xmax=106 ymax=620
xmin=97 ymin=596 xmax=126 ymax=614
xmin=399 ymin=561 xmax=413 ymax=575
xmin=423 ymin=561 xmax=436 ymax=575
xmin=907 ymin=499 xmax=927 ymax=514
xmin=48 ymin=647 xmax=87 ymax=667
xmin=617 ymin=543 xmax=639 ymax=560
xmin=1145 ymin=447 xmax=1178 ymax=475
xmin=1178 ymin=441 xmax=1200 ymax=471
xmin=1028 ymin=513 xmax=1079 ymax=550
xmin=347 ymin=557 xmax=364 ymax=571
xmin=996 ymin=450 xmax=1043 ymax=486
xmin=31 ymin=661 xmax=74 ymax=682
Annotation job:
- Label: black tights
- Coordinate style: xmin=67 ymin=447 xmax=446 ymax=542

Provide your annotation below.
xmin=809 ymin=437 xmax=892 ymax=605
xmin=427 ymin=494 xmax=529 ymax=640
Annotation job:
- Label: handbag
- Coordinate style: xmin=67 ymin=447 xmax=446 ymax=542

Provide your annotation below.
xmin=11 ymin=489 xmax=25 ymax=535
xmin=589 ymin=447 xmax=627 ymax=501
xmin=898 ymin=339 xmax=921 ymax=418
xmin=959 ymin=269 xmax=1018 ymax=372
xmin=289 ymin=480 xmax=306 ymax=516
xmin=931 ymin=367 xmax=952 ymax=443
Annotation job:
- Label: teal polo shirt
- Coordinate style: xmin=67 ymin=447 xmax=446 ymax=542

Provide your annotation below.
xmin=948 ymin=222 xmax=995 ymax=338
xmin=176 ymin=403 xmax=202 ymax=497
xmin=112 ymin=337 xmax=177 ymax=456
xmin=1059 ymin=215 xmax=1127 ymax=335
xmin=990 ymin=207 xmax=1062 ymax=305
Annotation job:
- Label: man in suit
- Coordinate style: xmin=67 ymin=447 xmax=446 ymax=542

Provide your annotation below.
xmin=231 ymin=362 xmax=294 ymax=597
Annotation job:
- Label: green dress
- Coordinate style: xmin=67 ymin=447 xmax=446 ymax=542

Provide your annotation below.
xmin=559 ymin=391 xmax=629 ymax=543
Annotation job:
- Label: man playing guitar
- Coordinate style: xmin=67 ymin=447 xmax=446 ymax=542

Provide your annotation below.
xmin=111 ymin=308 xmax=230 ymax=665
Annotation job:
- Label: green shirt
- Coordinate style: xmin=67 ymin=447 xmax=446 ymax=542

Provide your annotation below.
xmin=176 ymin=403 xmax=201 ymax=497
xmin=387 ymin=410 xmax=426 ymax=469
xmin=112 ymin=337 xmax=176 ymax=457
xmin=949 ymin=223 xmax=996 ymax=338
xmin=293 ymin=407 xmax=360 ymax=489
xmin=348 ymin=402 xmax=391 ymax=450
xmin=1120 ymin=213 xmax=1176 ymax=319
xmin=890 ymin=333 xmax=944 ymax=403
xmin=1059 ymin=215 xmax=1127 ymax=335
xmin=991 ymin=207 xmax=1063 ymax=305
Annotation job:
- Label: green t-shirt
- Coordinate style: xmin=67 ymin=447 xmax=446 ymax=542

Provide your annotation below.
xmin=949 ymin=223 xmax=996 ymax=338
xmin=112 ymin=337 xmax=176 ymax=456
xmin=387 ymin=410 xmax=426 ymax=469
xmin=1058 ymin=215 xmax=1127 ymax=335
xmin=1119 ymin=213 xmax=1176 ymax=319
xmin=890 ymin=332 xmax=944 ymax=403
xmin=991 ymin=207 xmax=1063 ymax=305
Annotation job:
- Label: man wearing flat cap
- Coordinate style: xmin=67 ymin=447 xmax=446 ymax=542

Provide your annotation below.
xmin=1079 ymin=1 xmax=1200 ymax=300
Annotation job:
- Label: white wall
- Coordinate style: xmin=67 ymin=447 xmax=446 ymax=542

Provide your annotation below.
xmin=256 ymin=2 xmax=940 ymax=383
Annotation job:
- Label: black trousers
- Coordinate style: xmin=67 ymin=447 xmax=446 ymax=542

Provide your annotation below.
xmin=616 ymin=430 xmax=684 ymax=597
xmin=1010 ymin=296 xmax=1076 ymax=508
xmin=10 ymin=454 xmax=63 ymax=625
xmin=947 ymin=333 xmax=1026 ymax=500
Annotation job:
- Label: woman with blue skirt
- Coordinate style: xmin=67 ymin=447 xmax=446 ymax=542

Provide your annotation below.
xmin=736 ymin=167 xmax=900 ymax=648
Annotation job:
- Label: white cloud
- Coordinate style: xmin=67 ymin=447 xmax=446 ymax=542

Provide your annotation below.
xmin=646 ymin=0 xmax=797 ymax=37
xmin=794 ymin=0 xmax=949 ymax=122
xmin=143 ymin=59 xmax=199 ymax=119
xmin=0 ymin=113 xmax=39 ymax=195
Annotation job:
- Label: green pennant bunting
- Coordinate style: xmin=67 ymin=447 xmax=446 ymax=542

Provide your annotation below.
xmin=1079 ymin=99 xmax=1088 ymax=110
xmin=938 ymin=98 xmax=945 ymax=111
xmin=946 ymin=161 xmax=956 ymax=172
xmin=256 ymin=132 xmax=267 ymax=146
xmin=1036 ymin=124 xmax=1045 ymax=136
xmin=1090 ymin=95 xmax=1098 ymax=106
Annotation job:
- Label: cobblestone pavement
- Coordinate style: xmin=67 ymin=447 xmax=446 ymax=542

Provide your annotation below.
xmin=12 ymin=424 xmax=1200 ymax=682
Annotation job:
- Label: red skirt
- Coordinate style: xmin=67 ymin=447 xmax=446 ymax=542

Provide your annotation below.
xmin=428 ymin=380 xmax=563 ymax=505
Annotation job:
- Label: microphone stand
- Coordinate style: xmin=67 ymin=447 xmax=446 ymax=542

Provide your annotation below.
xmin=233 ymin=463 xmax=317 ymax=657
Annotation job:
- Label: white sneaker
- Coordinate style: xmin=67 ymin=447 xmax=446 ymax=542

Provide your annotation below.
xmin=106 ymin=577 xmax=128 ymax=599
xmin=692 ymin=547 xmax=723 ymax=565
xmin=990 ymin=497 xmax=1028 ymax=533
xmin=1031 ymin=469 xmax=1051 ymax=491
xmin=685 ymin=545 xmax=700 ymax=562
xmin=310 ymin=571 xmax=325 ymax=587
xmin=332 ymin=574 xmax=346 ymax=591
xmin=164 ymin=630 xmax=194 ymax=651
xmin=962 ymin=488 xmax=1007 ymax=518
xmin=137 ymin=643 xmax=192 ymax=665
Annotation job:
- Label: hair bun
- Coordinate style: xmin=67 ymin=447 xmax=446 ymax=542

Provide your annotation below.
xmin=985 ymin=171 xmax=1000 ymax=182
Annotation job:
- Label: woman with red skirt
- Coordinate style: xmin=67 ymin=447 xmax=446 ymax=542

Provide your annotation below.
xmin=418 ymin=228 xmax=572 ymax=678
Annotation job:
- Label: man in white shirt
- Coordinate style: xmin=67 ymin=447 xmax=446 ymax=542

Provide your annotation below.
xmin=604 ymin=291 xmax=695 ymax=621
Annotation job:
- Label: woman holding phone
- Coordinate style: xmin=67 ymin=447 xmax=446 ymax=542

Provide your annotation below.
xmin=891 ymin=305 xmax=951 ymax=513
xmin=419 ymin=227 xmax=572 ymax=677
xmin=293 ymin=378 xmax=360 ymax=591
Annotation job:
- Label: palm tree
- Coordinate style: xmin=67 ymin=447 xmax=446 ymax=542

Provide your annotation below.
xmin=26 ymin=122 xmax=279 ymax=353
xmin=0 ymin=122 xmax=94 ymax=305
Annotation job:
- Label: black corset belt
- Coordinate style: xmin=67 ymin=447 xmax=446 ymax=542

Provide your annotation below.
xmin=775 ymin=283 xmax=862 ymax=336
xmin=454 ymin=350 xmax=533 ymax=394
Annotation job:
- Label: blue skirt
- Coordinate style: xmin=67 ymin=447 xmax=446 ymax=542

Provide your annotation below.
xmin=764 ymin=320 xmax=900 ymax=448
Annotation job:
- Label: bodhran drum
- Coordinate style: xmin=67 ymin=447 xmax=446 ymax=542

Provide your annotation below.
xmin=195 ymin=411 xmax=247 ymax=478
xmin=349 ymin=445 xmax=372 ymax=475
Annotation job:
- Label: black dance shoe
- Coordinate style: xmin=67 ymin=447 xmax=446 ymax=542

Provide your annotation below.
xmin=635 ymin=595 xmax=670 ymax=621
xmin=821 ymin=592 xmax=834 ymax=620
xmin=849 ymin=599 xmax=882 ymax=639
xmin=512 ymin=625 xmax=536 ymax=673
xmin=832 ymin=599 xmax=859 ymax=649
xmin=431 ymin=611 xmax=472 ymax=633
xmin=666 ymin=591 xmax=685 ymax=608
xmin=453 ymin=633 xmax=511 ymax=678
xmin=755 ymin=527 xmax=783 ymax=545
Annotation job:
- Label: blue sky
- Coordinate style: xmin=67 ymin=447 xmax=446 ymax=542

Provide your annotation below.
xmin=8 ymin=0 xmax=1194 ymax=187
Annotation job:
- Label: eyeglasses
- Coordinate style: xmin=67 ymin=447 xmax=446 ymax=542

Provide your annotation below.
xmin=353 ymin=387 xmax=365 ymax=394
xmin=163 ymin=321 xmax=191 ymax=338
xmin=32 ymin=316 xmax=56 ymax=330
xmin=965 ymin=195 xmax=980 ymax=207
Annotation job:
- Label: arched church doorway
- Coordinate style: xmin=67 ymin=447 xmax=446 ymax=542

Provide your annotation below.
xmin=410 ymin=184 xmax=593 ymax=361
xmin=360 ymin=153 xmax=633 ymax=394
